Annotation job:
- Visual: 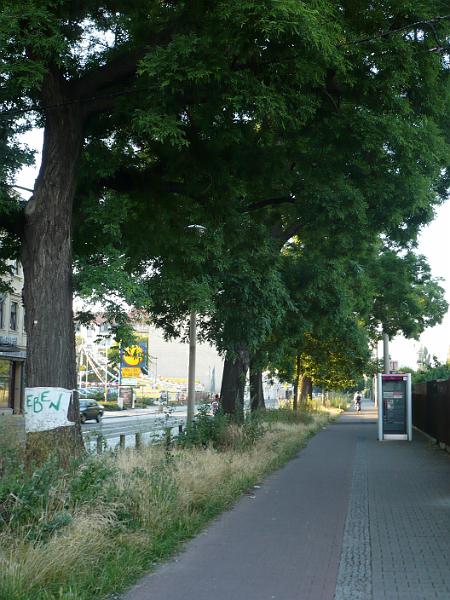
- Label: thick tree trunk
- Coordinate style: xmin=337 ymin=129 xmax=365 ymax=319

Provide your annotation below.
xmin=22 ymin=93 xmax=84 ymax=464
xmin=293 ymin=354 xmax=301 ymax=411
xmin=250 ymin=361 xmax=265 ymax=412
xmin=220 ymin=348 xmax=249 ymax=421
xmin=300 ymin=375 xmax=312 ymax=407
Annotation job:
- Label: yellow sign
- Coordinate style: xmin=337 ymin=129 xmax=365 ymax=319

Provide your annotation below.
xmin=123 ymin=345 xmax=145 ymax=367
xmin=121 ymin=367 xmax=141 ymax=378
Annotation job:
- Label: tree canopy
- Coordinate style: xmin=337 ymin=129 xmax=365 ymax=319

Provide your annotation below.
xmin=0 ymin=1 xmax=449 ymax=433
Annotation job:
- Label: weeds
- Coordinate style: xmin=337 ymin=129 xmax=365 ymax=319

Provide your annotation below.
xmin=177 ymin=403 xmax=229 ymax=449
xmin=0 ymin=408 xmax=337 ymax=600
xmin=178 ymin=403 xmax=266 ymax=451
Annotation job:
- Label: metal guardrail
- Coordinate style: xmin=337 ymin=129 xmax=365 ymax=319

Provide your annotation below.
xmin=82 ymin=417 xmax=186 ymax=453
xmin=0 ymin=413 xmax=186 ymax=452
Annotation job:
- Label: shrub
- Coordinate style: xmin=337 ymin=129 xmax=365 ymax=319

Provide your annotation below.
xmin=101 ymin=401 xmax=123 ymax=411
xmin=0 ymin=455 xmax=118 ymax=543
xmin=178 ymin=405 xmax=267 ymax=451
xmin=178 ymin=403 xmax=229 ymax=449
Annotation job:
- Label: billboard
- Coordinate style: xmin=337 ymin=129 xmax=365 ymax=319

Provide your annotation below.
xmin=120 ymin=342 xmax=147 ymax=384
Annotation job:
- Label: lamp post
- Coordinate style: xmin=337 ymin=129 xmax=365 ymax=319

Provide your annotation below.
xmin=185 ymin=224 xmax=206 ymax=428
xmin=383 ymin=332 xmax=390 ymax=374
xmin=187 ymin=310 xmax=196 ymax=427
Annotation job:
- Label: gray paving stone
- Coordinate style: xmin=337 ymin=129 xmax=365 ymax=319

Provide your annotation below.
xmin=334 ymin=438 xmax=371 ymax=600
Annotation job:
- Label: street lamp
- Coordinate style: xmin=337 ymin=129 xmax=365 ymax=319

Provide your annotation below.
xmin=149 ymin=355 xmax=158 ymax=384
xmin=187 ymin=310 xmax=196 ymax=426
xmin=185 ymin=224 xmax=206 ymax=427
xmin=383 ymin=331 xmax=390 ymax=374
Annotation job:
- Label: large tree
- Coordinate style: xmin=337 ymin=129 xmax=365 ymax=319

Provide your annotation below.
xmin=261 ymin=240 xmax=447 ymax=405
xmin=73 ymin=0 xmax=450 ymax=416
xmin=0 ymin=1 xmax=449 ymax=446
xmin=0 ymin=1 xmax=343 ymax=455
xmin=368 ymin=247 xmax=448 ymax=339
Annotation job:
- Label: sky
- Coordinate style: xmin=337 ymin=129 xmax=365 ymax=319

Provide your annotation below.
xmin=15 ymin=130 xmax=450 ymax=370
xmin=388 ymin=200 xmax=450 ymax=368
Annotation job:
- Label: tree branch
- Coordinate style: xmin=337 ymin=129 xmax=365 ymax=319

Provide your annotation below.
xmin=245 ymin=196 xmax=296 ymax=212
xmin=72 ymin=30 xmax=175 ymax=117
xmin=73 ymin=48 xmax=145 ymax=100
xmin=271 ymin=220 xmax=301 ymax=245
xmin=0 ymin=197 xmax=25 ymax=238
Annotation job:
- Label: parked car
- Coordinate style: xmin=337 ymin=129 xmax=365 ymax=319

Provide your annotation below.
xmin=79 ymin=399 xmax=104 ymax=423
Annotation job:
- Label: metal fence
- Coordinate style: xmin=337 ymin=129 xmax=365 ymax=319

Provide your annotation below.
xmin=84 ymin=420 xmax=185 ymax=454
xmin=412 ymin=378 xmax=450 ymax=445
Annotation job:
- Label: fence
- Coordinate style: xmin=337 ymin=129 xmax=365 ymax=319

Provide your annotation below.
xmin=412 ymin=377 xmax=450 ymax=446
xmin=88 ymin=422 xmax=185 ymax=454
xmin=83 ymin=416 xmax=185 ymax=453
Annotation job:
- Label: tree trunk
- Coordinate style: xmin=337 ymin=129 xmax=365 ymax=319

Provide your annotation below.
xmin=250 ymin=361 xmax=265 ymax=412
xmin=220 ymin=348 xmax=249 ymax=421
xmin=22 ymin=90 xmax=84 ymax=465
xmin=300 ymin=375 xmax=312 ymax=408
xmin=293 ymin=354 xmax=301 ymax=411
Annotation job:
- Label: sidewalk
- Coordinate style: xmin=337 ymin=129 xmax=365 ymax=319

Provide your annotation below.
xmin=122 ymin=400 xmax=450 ymax=600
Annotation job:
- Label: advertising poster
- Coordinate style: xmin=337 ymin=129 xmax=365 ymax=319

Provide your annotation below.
xmin=120 ymin=342 xmax=147 ymax=383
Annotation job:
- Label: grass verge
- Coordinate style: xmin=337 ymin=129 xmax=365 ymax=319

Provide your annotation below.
xmin=0 ymin=408 xmax=340 ymax=600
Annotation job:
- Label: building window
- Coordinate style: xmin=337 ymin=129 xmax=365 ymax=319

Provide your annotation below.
xmin=12 ymin=261 xmax=19 ymax=275
xmin=0 ymin=297 xmax=4 ymax=329
xmin=0 ymin=360 xmax=11 ymax=409
xmin=10 ymin=302 xmax=18 ymax=331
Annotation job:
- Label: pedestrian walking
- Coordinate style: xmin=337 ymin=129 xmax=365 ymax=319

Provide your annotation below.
xmin=211 ymin=393 xmax=220 ymax=415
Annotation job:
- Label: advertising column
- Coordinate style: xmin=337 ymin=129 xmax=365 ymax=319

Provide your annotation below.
xmin=377 ymin=373 xmax=412 ymax=441
xmin=119 ymin=342 xmax=147 ymax=408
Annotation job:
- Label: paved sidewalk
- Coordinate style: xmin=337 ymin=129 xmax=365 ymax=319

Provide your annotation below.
xmin=122 ymin=401 xmax=450 ymax=600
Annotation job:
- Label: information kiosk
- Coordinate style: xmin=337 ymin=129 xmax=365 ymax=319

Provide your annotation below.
xmin=377 ymin=373 xmax=412 ymax=441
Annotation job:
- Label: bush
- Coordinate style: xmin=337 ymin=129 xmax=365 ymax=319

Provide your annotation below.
xmin=178 ymin=403 xmax=229 ymax=449
xmin=135 ymin=397 xmax=156 ymax=408
xmin=87 ymin=391 xmax=105 ymax=402
xmin=101 ymin=401 xmax=123 ymax=411
xmin=0 ymin=455 xmax=118 ymax=542
xmin=413 ymin=365 xmax=450 ymax=384
xmin=178 ymin=404 xmax=267 ymax=451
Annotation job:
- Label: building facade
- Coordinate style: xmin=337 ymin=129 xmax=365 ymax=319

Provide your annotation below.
xmin=0 ymin=261 xmax=26 ymax=415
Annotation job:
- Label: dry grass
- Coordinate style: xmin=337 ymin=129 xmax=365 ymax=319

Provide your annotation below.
xmin=0 ymin=511 xmax=114 ymax=599
xmin=0 ymin=416 xmax=25 ymax=476
xmin=0 ymin=409 xmax=336 ymax=600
